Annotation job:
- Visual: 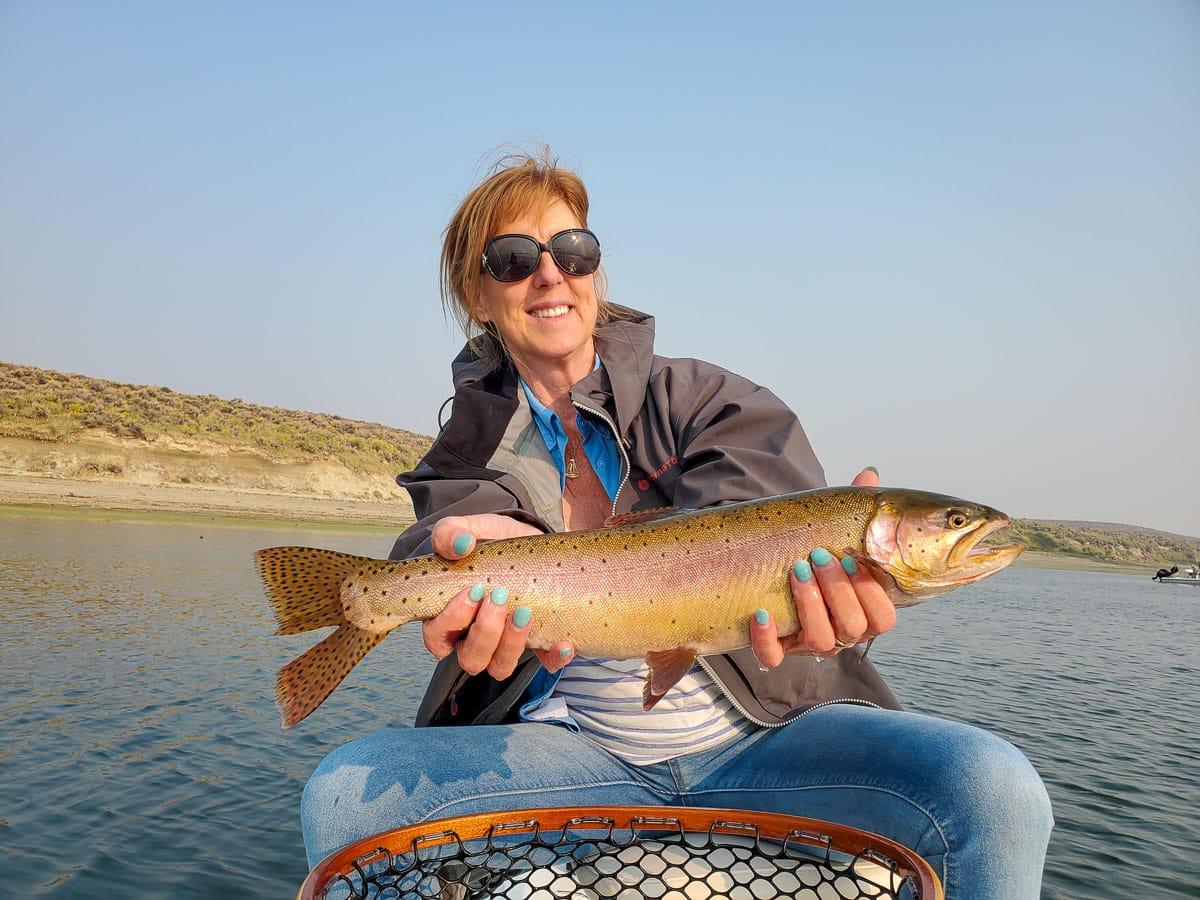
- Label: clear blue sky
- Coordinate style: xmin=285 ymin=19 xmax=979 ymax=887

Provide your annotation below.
xmin=2 ymin=1 xmax=1197 ymax=537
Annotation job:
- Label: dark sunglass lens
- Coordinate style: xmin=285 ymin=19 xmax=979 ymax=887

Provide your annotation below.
xmin=550 ymin=230 xmax=601 ymax=276
xmin=485 ymin=236 xmax=540 ymax=282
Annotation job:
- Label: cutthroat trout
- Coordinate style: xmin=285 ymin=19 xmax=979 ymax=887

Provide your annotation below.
xmin=258 ymin=486 xmax=1022 ymax=727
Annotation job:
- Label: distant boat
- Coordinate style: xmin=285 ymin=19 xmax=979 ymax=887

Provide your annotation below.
xmin=1151 ymin=564 xmax=1200 ymax=586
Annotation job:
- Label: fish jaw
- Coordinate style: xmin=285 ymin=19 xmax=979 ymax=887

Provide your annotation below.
xmin=863 ymin=490 xmax=1023 ymax=605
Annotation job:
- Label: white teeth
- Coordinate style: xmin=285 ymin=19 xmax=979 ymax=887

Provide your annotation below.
xmin=530 ymin=306 xmax=569 ymax=318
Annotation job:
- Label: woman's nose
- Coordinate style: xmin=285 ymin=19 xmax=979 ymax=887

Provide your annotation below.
xmin=530 ymin=248 xmax=563 ymax=287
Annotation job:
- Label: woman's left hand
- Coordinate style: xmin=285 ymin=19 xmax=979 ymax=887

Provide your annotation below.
xmin=748 ymin=467 xmax=897 ymax=667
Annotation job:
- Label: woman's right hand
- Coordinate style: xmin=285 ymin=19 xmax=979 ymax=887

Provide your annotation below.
xmin=422 ymin=514 xmax=575 ymax=679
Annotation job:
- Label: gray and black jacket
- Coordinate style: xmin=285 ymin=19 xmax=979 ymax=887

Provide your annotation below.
xmin=391 ymin=305 xmax=900 ymax=728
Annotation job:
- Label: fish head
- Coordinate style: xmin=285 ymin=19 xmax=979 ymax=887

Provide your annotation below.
xmin=860 ymin=488 xmax=1023 ymax=606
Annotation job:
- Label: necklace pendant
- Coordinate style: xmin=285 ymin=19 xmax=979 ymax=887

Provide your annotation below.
xmin=565 ymin=456 xmax=580 ymax=479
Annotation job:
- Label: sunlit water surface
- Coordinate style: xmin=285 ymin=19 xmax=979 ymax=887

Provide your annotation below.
xmin=1 ymin=517 xmax=1196 ymax=898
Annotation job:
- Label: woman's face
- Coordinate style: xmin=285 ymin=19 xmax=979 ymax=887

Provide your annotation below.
xmin=474 ymin=200 xmax=599 ymax=384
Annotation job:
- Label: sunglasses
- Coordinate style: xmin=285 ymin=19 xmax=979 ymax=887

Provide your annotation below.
xmin=481 ymin=229 xmax=602 ymax=283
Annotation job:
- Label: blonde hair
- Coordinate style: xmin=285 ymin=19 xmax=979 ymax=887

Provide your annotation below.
xmin=440 ymin=146 xmax=612 ymax=366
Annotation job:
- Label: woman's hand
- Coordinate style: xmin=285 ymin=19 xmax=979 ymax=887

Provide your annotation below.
xmin=421 ymin=514 xmax=575 ymax=679
xmin=748 ymin=467 xmax=898 ymax=667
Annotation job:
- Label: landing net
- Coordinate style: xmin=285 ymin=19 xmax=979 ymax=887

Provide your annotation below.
xmin=299 ymin=806 xmax=941 ymax=900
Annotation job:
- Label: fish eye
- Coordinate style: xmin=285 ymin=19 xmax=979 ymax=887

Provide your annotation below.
xmin=947 ymin=510 xmax=970 ymax=529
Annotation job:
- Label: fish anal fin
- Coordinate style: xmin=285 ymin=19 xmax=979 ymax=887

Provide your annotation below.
xmin=604 ymin=507 xmax=690 ymax=528
xmin=642 ymin=648 xmax=698 ymax=710
xmin=276 ymin=624 xmax=385 ymax=728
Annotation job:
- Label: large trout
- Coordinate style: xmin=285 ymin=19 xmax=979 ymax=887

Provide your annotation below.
xmin=258 ymin=486 xmax=1022 ymax=727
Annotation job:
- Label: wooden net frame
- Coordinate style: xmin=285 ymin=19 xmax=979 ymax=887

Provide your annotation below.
xmin=299 ymin=806 xmax=942 ymax=900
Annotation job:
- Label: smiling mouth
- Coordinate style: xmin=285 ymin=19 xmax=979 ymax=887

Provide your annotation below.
xmin=530 ymin=305 xmax=570 ymax=319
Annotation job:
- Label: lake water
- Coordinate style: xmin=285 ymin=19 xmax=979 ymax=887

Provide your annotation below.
xmin=1 ymin=515 xmax=1197 ymax=899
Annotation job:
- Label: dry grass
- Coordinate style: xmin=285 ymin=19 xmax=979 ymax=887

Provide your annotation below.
xmin=0 ymin=360 xmax=430 ymax=475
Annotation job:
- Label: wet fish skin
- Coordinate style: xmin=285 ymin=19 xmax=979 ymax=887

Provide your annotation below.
xmin=258 ymin=486 xmax=1022 ymax=727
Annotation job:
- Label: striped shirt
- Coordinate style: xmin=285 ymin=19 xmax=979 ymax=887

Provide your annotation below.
xmin=550 ymin=657 xmax=747 ymax=765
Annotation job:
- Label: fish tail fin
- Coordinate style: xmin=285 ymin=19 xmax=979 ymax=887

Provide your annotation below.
xmin=255 ymin=546 xmax=366 ymax=634
xmin=255 ymin=546 xmax=394 ymax=727
xmin=276 ymin=624 xmax=385 ymax=728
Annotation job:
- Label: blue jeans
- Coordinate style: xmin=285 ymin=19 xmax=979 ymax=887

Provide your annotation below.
xmin=302 ymin=704 xmax=1052 ymax=899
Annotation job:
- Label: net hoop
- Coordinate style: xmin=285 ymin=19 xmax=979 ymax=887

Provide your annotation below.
xmin=299 ymin=805 xmax=943 ymax=900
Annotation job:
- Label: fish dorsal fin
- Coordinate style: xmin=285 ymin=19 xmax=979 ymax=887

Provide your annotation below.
xmin=642 ymin=648 xmax=698 ymax=710
xmin=604 ymin=507 xmax=690 ymax=528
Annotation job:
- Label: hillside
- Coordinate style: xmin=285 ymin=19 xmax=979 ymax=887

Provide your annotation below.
xmin=0 ymin=360 xmax=433 ymax=525
xmin=1003 ymin=519 xmax=1199 ymax=572
xmin=2 ymin=360 xmax=1198 ymax=568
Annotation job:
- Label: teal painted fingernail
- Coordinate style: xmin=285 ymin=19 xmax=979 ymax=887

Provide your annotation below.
xmin=755 ymin=609 xmax=769 ymax=626
xmin=793 ymin=560 xmax=813 ymax=581
xmin=491 ymin=586 xmax=509 ymax=605
xmin=558 ymin=647 xmax=572 ymax=659
xmin=512 ymin=605 xmax=531 ymax=628
xmin=841 ymin=557 xmax=858 ymax=575
xmin=453 ymin=533 xmax=472 ymax=555
xmin=865 ymin=466 xmax=879 ymax=475
xmin=810 ymin=548 xmax=833 ymax=566
xmin=468 ymin=583 xmax=486 ymax=602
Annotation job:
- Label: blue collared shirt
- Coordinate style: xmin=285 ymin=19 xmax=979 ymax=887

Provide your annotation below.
xmin=519 ymin=360 xmax=622 ymax=501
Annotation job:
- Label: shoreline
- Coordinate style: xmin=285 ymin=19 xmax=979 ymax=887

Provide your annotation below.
xmin=0 ymin=474 xmax=414 ymax=534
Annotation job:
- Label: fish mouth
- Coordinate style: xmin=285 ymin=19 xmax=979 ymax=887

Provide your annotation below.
xmin=947 ymin=515 xmax=1024 ymax=581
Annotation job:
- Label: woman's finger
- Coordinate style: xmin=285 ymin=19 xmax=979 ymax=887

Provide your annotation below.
xmin=749 ymin=608 xmax=785 ymax=669
xmin=431 ymin=515 xmax=542 ymax=560
xmin=789 ymin=559 xmax=838 ymax=653
xmin=809 ymin=548 xmax=868 ymax=648
xmin=453 ymin=586 xmax=510 ymax=675
xmin=421 ymin=582 xmax=488 ymax=658
xmin=841 ymin=557 xmax=897 ymax=638
xmin=534 ymin=643 xmax=574 ymax=674
xmin=487 ymin=601 xmax=534 ymax=680
xmin=851 ymin=466 xmax=880 ymax=487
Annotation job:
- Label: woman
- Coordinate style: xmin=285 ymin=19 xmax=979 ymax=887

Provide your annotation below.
xmin=301 ymin=149 xmax=1052 ymax=898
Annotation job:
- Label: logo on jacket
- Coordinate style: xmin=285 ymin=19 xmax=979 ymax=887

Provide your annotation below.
xmin=637 ymin=455 xmax=678 ymax=491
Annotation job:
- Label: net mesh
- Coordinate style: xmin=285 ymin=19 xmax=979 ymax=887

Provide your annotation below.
xmin=301 ymin=807 xmax=940 ymax=900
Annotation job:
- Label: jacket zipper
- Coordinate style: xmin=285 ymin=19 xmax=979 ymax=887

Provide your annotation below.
xmin=572 ymin=400 xmax=630 ymax=518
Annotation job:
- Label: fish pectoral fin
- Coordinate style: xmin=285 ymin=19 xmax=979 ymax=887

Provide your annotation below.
xmin=642 ymin=648 xmax=698 ymax=710
xmin=604 ymin=507 xmax=691 ymax=528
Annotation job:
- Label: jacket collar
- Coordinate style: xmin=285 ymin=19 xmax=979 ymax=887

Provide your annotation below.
xmin=449 ymin=304 xmax=656 ymax=442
